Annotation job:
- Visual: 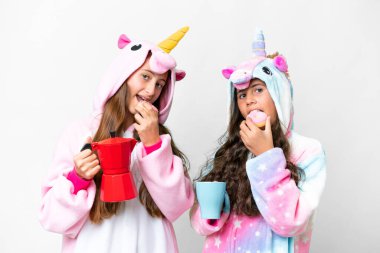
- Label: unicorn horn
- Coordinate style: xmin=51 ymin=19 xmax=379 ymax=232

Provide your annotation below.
xmin=158 ymin=26 xmax=189 ymax=53
xmin=252 ymin=29 xmax=266 ymax=57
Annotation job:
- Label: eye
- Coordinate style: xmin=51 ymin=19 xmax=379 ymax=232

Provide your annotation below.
xmin=131 ymin=44 xmax=142 ymax=51
xmin=156 ymin=82 xmax=165 ymax=89
xmin=238 ymin=93 xmax=246 ymax=99
xmin=142 ymin=74 xmax=150 ymax=80
xmin=262 ymin=66 xmax=272 ymax=75
xmin=255 ymin=87 xmax=264 ymax=93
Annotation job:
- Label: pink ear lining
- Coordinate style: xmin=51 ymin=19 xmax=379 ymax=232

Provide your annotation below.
xmin=273 ymin=55 xmax=288 ymax=72
xmin=222 ymin=67 xmax=236 ymax=79
xmin=118 ymin=34 xmax=131 ymax=49
xmin=175 ymin=70 xmax=186 ymax=81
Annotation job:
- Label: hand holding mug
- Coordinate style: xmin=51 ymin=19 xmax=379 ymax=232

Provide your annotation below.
xmin=73 ymin=137 xmax=101 ymax=180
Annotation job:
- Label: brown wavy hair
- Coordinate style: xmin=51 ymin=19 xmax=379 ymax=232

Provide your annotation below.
xmin=89 ymin=78 xmax=189 ymax=224
xmin=195 ymin=87 xmax=304 ymax=217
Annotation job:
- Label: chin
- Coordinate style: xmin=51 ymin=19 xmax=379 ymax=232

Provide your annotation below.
xmin=128 ymin=104 xmax=137 ymax=115
xmin=129 ymin=108 xmax=136 ymax=115
xmin=127 ymin=97 xmax=138 ymax=114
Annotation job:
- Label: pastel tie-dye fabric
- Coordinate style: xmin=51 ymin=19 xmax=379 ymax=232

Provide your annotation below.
xmin=191 ymin=133 xmax=326 ymax=253
xmin=191 ymin=30 xmax=326 ymax=253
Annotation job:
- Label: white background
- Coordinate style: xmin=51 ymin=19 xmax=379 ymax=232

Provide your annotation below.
xmin=1 ymin=0 xmax=379 ymax=252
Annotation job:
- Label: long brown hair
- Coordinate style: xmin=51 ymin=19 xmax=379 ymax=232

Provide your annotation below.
xmin=89 ymin=79 xmax=189 ymax=224
xmin=195 ymin=88 xmax=304 ymax=217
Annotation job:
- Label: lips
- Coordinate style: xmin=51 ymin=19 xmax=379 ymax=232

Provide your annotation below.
xmin=136 ymin=95 xmax=144 ymax=102
xmin=136 ymin=95 xmax=151 ymax=103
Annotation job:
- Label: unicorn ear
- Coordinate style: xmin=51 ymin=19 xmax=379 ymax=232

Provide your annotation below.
xmin=175 ymin=70 xmax=186 ymax=81
xmin=118 ymin=34 xmax=131 ymax=49
xmin=273 ymin=55 xmax=288 ymax=72
xmin=221 ymin=66 xmax=236 ymax=79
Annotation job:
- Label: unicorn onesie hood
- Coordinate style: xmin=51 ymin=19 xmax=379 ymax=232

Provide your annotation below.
xmin=39 ymin=27 xmax=194 ymax=253
xmin=222 ymin=29 xmax=293 ymax=136
xmin=93 ymin=27 xmax=188 ymax=124
xmin=191 ymin=30 xmax=326 ymax=253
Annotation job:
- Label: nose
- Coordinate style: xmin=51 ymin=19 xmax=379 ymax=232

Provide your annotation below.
xmin=143 ymin=80 xmax=156 ymax=98
xmin=246 ymin=92 xmax=257 ymax=105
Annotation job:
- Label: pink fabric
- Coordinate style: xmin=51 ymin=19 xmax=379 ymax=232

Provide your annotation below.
xmin=92 ymin=37 xmax=186 ymax=125
xmin=39 ymin=117 xmax=194 ymax=252
xmin=190 ymin=205 xmax=230 ymax=236
xmin=136 ymin=134 xmax=195 ymax=222
xmin=175 ymin=70 xmax=186 ymax=81
xmin=117 ymin=34 xmax=131 ymax=49
xmin=40 ymin=33 xmax=191 ymax=252
xmin=273 ymin=55 xmax=288 ymax=72
xmin=191 ymin=134 xmax=326 ymax=252
xmin=39 ymin=118 xmax=97 ymax=239
xmin=66 ymin=169 xmax=91 ymax=194
xmin=149 ymin=49 xmax=177 ymax=74
xmin=246 ymin=148 xmax=313 ymax=236
xmin=144 ymin=139 xmax=162 ymax=155
xmin=201 ymin=213 xmax=267 ymax=253
xmin=223 ymin=57 xmax=266 ymax=90
xmin=221 ymin=67 xmax=236 ymax=79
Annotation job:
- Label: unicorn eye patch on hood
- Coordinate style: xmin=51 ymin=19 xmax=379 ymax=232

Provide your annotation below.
xmin=92 ymin=27 xmax=189 ymax=124
xmin=221 ymin=29 xmax=294 ymax=136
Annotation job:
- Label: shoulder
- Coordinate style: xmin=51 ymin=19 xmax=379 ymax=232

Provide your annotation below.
xmin=288 ymin=131 xmax=325 ymax=165
xmin=56 ymin=115 xmax=99 ymax=153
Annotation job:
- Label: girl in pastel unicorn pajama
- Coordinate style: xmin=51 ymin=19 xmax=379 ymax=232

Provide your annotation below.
xmin=39 ymin=27 xmax=194 ymax=253
xmin=190 ymin=30 xmax=326 ymax=253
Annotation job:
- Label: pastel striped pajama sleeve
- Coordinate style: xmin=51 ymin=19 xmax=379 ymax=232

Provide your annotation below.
xmin=246 ymin=147 xmax=326 ymax=237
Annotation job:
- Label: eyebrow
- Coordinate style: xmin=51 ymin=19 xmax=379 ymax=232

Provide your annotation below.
xmin=142 ymin=69 xmax=167 ymax=82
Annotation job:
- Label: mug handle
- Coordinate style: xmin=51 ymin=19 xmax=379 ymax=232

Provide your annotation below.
xmin=222 ymin=192 xmax=230 ymax=214
xmin=81 ymin=143 xmax=92 ymax=152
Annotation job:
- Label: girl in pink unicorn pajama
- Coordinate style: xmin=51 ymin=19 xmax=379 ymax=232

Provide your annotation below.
xmin=39 ymin=27 xmax=194 ymax=253
xmin=190 ymin=30 xmax=326 ymax=253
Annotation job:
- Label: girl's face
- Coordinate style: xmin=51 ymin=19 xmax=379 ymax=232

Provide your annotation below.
xmin=126 ymin=57 xmax=168 ymax=115
xmin=236 ymin=78 xmax=277 ymax=123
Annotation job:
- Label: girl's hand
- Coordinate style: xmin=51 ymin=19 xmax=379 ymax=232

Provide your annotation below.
xmin=133 ymin=101 xmax=160 ymax=146
xmin=239 ymin=116 xmax=274 ymax=156
xmin=73 ymin=137 xmax=101 ymax=180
